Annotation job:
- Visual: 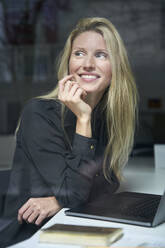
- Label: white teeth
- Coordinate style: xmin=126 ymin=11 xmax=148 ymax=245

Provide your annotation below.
xmin=81 ymin=74 xmax=97 ymax=79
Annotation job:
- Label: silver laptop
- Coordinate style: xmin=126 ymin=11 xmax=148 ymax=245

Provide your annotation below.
xmin=65 ymin=190 xmax=165 ymax=227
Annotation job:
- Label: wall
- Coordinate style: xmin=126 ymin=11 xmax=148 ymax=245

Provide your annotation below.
xmin=0 ymin=0 xmax=165 ymax=143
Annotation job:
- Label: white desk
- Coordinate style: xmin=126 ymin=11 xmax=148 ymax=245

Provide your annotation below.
xmin=9 ymin=156 xmax=165 ymax=248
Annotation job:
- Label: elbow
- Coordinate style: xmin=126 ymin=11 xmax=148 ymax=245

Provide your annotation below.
xmin=67 ymin=190 xmax=89 ymax=208
xmin=66 ymin=177 xmax=92 ymax=207
xmin=56 ymin=185 xmax=90 ymax=208
xmin=55 ymin=173 xmax=92 ymax=208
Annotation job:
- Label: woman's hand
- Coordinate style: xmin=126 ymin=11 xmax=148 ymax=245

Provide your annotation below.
xmin=58 ymin=75 xmax=92 ymax=121
xmin=17 ymin=196 xmax=61 ymax=226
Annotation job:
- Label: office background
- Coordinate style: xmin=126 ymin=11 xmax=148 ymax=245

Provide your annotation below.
xmin=0 ymin=0 xmax=165 ymax=158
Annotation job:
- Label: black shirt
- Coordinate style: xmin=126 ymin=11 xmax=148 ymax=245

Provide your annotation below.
xmin=0 ymin=98 xmax=119 ymax=247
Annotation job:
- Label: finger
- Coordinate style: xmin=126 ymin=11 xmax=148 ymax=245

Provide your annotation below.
xmin=35 ymin=210 xmax=48 ymax=226
xmin=81 ymin=90 xmax=87 ymax=100
xmin=58 ymin=75 xmax=73 ymax=92
xmin=18 ymin=201 xmax=31 ymax=223
xmin=73 ymin=87 xmax=85 ymax=99
xmin=68 ymin=83 xmax=80 ymax=96
xmin=21 ymin=207 xmax=34 ymax=222
xmin=63 ymin=80 xmax=73 ymax=94
xmin=27 ymin=210 xmax=40 ymax=224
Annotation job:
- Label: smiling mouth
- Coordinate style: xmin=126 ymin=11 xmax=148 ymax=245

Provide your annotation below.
xmin=79 ymin=74 xmax=100 ymax=80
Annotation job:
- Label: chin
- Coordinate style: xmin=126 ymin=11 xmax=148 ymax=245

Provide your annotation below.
xmin=79 ymin=82 xmax=98 ymax=90
xmin=80 ymin=85 xmax=96 ymax=92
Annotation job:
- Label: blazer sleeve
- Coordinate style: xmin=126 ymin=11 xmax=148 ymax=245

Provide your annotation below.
xmin=19 ymin=99 xmax=99 ymax=208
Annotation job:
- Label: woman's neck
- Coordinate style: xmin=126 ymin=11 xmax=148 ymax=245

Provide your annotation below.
xmin=85 ymin=91 xmax=104 ymax=110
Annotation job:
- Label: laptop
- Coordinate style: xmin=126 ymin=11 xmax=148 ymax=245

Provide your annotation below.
xmin=65 ymin=190 xmax=165 ymax=227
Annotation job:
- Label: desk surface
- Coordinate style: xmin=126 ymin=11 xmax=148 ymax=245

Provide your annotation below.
xmin=9 ymin=156 xmax=165 ymax=248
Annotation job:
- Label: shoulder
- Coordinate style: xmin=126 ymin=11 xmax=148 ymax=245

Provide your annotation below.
xmin=19 ymin=98 xmax=64 ymax=132
xmin=21 ymin=98 xmax=62 ymax=120
xmin=23 ymin=98 xmax=61 ymax=114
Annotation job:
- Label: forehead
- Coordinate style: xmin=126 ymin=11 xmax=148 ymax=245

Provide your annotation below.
xmin=72 ymin=31 xmax=107 ymax=50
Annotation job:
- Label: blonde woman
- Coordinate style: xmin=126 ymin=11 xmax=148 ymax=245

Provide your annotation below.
xmin=0 ymin=17 xmax=138 ymax=246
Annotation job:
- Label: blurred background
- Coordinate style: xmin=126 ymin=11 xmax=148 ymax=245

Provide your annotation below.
xmin=0 ymin=0 xmax=165 ymax=169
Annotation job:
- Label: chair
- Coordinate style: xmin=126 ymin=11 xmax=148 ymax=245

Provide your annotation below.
xmin=0 ymin=169 xmax=11 ymax=216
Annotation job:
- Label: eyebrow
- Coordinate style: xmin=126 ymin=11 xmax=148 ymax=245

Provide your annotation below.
xmin=95 ymin=49 xmax=108 ymax=53
xmin=72 ymin=47 xmax=85 ymax=51
xmin=72 ymin=47 xmax=108 ymax=53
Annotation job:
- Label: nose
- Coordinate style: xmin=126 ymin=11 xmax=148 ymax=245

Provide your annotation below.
xmin=83 ymin=55 xmax=95 ymax=71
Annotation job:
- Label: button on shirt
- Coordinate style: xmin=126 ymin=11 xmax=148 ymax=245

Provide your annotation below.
xmin=90 ymin=144 xmax=95 ymax=150
xmin=0 ymin=98 xmax=119 ymax=246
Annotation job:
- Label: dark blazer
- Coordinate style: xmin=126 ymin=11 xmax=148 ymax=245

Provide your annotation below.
xmin=0 ymin=98 xmax=119 ymax=247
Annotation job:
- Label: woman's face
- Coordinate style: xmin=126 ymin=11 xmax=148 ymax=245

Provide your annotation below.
xmin=69 ymin=31 xmax=112 ymax=95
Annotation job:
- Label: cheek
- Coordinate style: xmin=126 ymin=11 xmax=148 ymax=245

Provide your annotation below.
xmin=68 ymin=60 xmax=73 ymax=74
xmin=104 ymin=68 xmax=112 ymax=84
xmin=101 ymin=63 xmax=112 ymax=89
xmin=99 ymin=60 xmax=112 ymax=76
xmin=108 ymin=69 xmax=112 ymax=80
xmin=69 ymin=58 xmax=80 ymax=74
xmin=104 ymin=63 xmax=112 ymax=80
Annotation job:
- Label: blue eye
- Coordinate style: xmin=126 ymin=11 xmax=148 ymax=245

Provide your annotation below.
xmin=95 ymin=52 xmax=108 ymax=59
xmin=74 ymin=51 xmax=84 ymax=57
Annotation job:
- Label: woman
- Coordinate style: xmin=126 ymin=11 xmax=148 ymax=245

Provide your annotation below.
xmin=0 ymin=17 xmax=138 ymax=247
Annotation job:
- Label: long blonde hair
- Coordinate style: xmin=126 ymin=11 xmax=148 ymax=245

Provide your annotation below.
xmin=23 ymin=17 xmax=138 ymax=181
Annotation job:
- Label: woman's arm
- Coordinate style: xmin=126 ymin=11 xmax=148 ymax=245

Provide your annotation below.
xmin=58 ymin=75 xmax=92 ymax=138
xmin=17 ymin=97 xmax=99 ymax=225
xmin=17 ymin=74 xmax=100 ymax=225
